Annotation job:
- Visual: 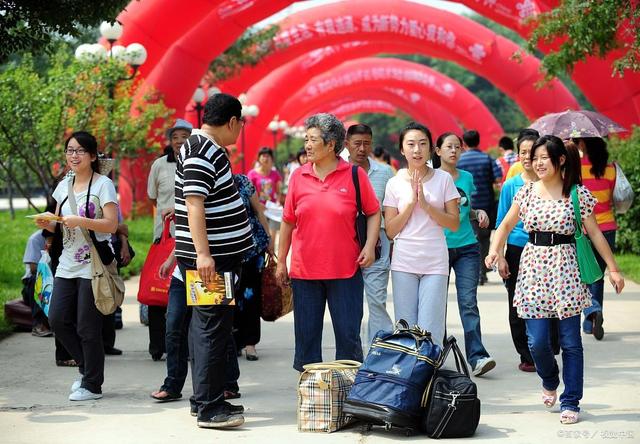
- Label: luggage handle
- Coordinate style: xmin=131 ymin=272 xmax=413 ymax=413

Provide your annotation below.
xmin=302 ymin=360 xmax=362 ymax=371
xmin=438 ymin=336 xmax=470 ymax=377
xmin=391 ymin=319 xmax=433 ymax=344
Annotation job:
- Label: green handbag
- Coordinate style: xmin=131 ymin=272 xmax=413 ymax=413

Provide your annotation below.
xmin=570 ymin=185 xmax=604 ymax=284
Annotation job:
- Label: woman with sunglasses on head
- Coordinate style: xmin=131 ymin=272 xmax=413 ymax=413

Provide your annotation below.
xmin=486 ymin=135 xmax=624 ymax=424
xmin=36 ymin=131 xmax=118 ymax=401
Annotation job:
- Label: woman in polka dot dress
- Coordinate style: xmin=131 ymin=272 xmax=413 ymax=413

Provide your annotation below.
xmin=486 ymin=135 xmax=624 ymax=425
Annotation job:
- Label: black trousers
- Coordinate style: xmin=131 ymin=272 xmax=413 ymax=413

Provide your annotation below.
xmin=233 ymin=254 xmax=263 ymax=348
xmin=102 ymin=312 xmax=116 ymax=349
xmin=148 ymin=305 xmax=167 ymax=357
xmin=178 ymin=260 xmax=238 ymax=421
xmin=48 ymin=277 xmax=104 ymax=393
xmin=471 ymin=219 xmax=493 ymax=278
xmin=504 ymin=245 xmax=559 ymax=364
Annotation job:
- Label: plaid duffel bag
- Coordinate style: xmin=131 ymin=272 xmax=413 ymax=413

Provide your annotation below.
xmin=297 ymin=360 xmax=361 ymax=432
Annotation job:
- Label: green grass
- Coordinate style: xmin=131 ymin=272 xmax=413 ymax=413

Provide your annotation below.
xmin=0 ymin=209 xmax=153 ymax=334
xmin=618 ymin=254 xmax=640 ymax=284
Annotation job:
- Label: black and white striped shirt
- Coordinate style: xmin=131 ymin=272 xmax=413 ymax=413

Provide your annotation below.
xmin=174 ymin=129 xmax=253 ymax=266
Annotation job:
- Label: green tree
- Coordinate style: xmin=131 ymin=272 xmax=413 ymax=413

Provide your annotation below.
xmin=206 ymin=25 xmax=280 ymax=83
xmin=0 ymin=0 xmax=130 ymax=63
xmin=527 ymin=0 xmax=640 ymax=78
xmin=0 ymin=47 xmax=173 ymax=214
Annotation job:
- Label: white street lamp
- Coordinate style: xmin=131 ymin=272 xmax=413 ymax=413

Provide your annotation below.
xmin=192 ymin=87 xmax=206 ymax=103
xmin=99 ymin=21 xmax=123 ymax=43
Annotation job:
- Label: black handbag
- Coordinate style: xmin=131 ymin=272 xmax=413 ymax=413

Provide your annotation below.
xmin=351 ymin=165 xmax=381 ymax=260
xmin=421 ymin=336 xmax=480 ymax=439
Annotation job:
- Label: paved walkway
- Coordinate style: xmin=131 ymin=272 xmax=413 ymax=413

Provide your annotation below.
xmin=1 ymin=273 xmax=639 ymax=443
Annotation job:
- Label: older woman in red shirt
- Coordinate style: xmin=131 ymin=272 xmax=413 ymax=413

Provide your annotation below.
xmin=276 ymin=113 xmax=380 ymax=371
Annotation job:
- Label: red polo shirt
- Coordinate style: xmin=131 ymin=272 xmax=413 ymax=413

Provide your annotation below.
xmin=283 ymin=159 xmax=380 ymax=280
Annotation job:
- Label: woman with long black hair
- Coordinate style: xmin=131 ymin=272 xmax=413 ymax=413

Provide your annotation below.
xmin=486 ymin=135 xmax=624 ymax=424
xmin=36 ymin=131 xmax=118 ymax=401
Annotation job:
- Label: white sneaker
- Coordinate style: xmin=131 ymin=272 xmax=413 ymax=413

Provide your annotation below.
xmin=69 ymin=387 xmax=103 ymax=401
xmin=472 ymin=357 xmax=496 ymax=376
xmin=70 ymin=378 xmax=82 ymax=393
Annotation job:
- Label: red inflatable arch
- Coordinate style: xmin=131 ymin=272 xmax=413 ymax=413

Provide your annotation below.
xmin=218 ymin=0 xmax=578 ymax=120
xmin=280 ymin=88 xmax=462 ymax=141
xmin=455 ymin=0 xmax=640 ymax=128
xmin=250 ymin=58 xmax=503 ymax=154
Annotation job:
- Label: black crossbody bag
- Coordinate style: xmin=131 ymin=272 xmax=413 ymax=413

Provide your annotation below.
xmin=352 ymin=165 xmax=381 ymax=261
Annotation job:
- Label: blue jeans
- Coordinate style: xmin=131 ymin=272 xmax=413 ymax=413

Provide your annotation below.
xmin=161 ymin=276 xmax=191 ymax=395
xmin=361 ymin=229 xmax=393 ymax=345
xmin=583 ymin=230 xmax=616 ymax=331
xmin=525 ymin=315 xmax=583 ymax=412
xmin=291 ymin=270 xmax=364 ymax=372
xmin=448 ymin=243 xmax=490 ymax=367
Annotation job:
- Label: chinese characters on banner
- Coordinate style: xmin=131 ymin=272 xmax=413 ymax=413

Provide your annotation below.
xmin=274 ymin=15 xmax=489 ymax=64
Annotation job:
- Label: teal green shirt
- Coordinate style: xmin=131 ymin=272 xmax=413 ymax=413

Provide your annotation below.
xmin=444 ymin=169 xmax=478 ymax=249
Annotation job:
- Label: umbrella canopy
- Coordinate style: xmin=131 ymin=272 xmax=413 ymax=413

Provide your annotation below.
xmin=530 ymin=110 xmax=626 ymax=139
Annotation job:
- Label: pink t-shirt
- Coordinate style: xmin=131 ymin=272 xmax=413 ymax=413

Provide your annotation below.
xmin=247 ymin=168 xmax=282 ymax=204
xmin=383 ymin=168 xmax=460 ymax=275
xmin=283 ymin=159 xmax=380 ymax=280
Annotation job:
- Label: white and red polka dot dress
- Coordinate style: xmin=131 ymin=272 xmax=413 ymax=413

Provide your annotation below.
xmin=513 ymin=183 xmax=598 ymax=320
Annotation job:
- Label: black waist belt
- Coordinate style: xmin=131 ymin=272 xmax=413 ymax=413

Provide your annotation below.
xmin=528 ymin=231 xmax=575 ymax=246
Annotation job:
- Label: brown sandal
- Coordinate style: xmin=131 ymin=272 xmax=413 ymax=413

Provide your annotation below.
xmin=151 ymin=390 xmax=182 ymax=402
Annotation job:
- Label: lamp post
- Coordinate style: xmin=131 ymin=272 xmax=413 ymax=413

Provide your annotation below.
xmin=268 ymin=117 xmax=289 ymax=163
xmin=240 ymin=100 xmax=259 ymax=172
xmin=75 ymin=21 xmax=147 ymax=99
xmin=192 ymin=87 xmax=206 ymax=127
xmin=191 ymin=86 xmax=220 ymax=128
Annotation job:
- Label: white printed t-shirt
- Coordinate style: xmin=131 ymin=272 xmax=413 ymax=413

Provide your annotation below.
xmin=52 ymin=174 xmax=118 ymax=279
xmin=383 ymin=168 xmax=460 ymax=276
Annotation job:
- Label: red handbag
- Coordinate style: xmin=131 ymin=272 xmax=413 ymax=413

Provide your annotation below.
xmin=261 ymin=254 xmax=293 ymax=322
xmin=137 ymin=217 xmax=174 ymax=306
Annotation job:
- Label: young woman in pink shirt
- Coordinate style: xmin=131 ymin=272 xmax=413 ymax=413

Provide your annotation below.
xmin=383 ymin=122 xmax=460 ymax=347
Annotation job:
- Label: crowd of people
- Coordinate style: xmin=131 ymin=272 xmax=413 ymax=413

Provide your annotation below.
xmin=27 ymin=92 xmax=626 ymax=428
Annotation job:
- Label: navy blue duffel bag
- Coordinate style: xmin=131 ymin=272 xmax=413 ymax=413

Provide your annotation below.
xmin=343 ymin=320 xmax=442 ymax=433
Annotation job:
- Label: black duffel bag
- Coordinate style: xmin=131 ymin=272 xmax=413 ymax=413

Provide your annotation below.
xmin=421 ymin=336 xmax=480 ymax=439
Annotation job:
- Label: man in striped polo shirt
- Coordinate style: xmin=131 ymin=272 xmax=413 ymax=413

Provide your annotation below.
xmin=175 ymin=93 xmax=254 ymax=429
xmin=346 ymin=124 xmax=394 ymax=345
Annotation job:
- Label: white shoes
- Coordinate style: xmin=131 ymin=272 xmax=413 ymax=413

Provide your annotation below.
xmin=69 ymin=387 xmax=103 ymax=401
xmin=70 ymin=378 xmax=82 ymax=393
xmin=472 ymin=356 xmax=496 ymax=376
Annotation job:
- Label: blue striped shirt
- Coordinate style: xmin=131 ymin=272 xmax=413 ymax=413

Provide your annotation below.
xmin=457 ymin=148 xmax=501 ymax=211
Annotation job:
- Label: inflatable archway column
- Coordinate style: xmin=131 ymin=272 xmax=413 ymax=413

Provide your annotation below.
xmin=283 ymin=87 xmax=463 ymax=140
xmin=455 ymin=0 xmax=640 ymax=129
xmin=218 ymin=0 xmax=578 ymax=121
xmin=246 ymin=57 xmax=503 ymax=160
xmin=115 ymin=0 xmax=291 ymax=215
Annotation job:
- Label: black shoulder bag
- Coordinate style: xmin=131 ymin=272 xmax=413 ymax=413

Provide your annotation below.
xmin=351 ymin=165 xmax=381 ymax=261
xmin=421 ymin=336 xmax=480 ymax=439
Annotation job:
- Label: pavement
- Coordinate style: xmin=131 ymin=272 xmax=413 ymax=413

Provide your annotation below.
xmin=1 ymin=272 xmax=639 ymax=444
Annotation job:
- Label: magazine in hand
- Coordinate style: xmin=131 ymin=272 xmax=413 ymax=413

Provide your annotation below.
xmin=185 ymin=270 xmax=235 ymax=306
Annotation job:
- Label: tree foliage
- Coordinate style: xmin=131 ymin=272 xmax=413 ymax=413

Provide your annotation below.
xmin=207 ymin=25 xmax=280 ymax=83
xmin=528 ymin=0 xmax=640 ymax=78
xmin=0 ymin=47 xmax=173 ymax=212
xmin=0 ymin=0 xmax=130 ymax=63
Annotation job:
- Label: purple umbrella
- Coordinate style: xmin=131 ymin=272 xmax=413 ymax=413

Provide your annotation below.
xmin=530 ymin=110 xmax=626 ymax=139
